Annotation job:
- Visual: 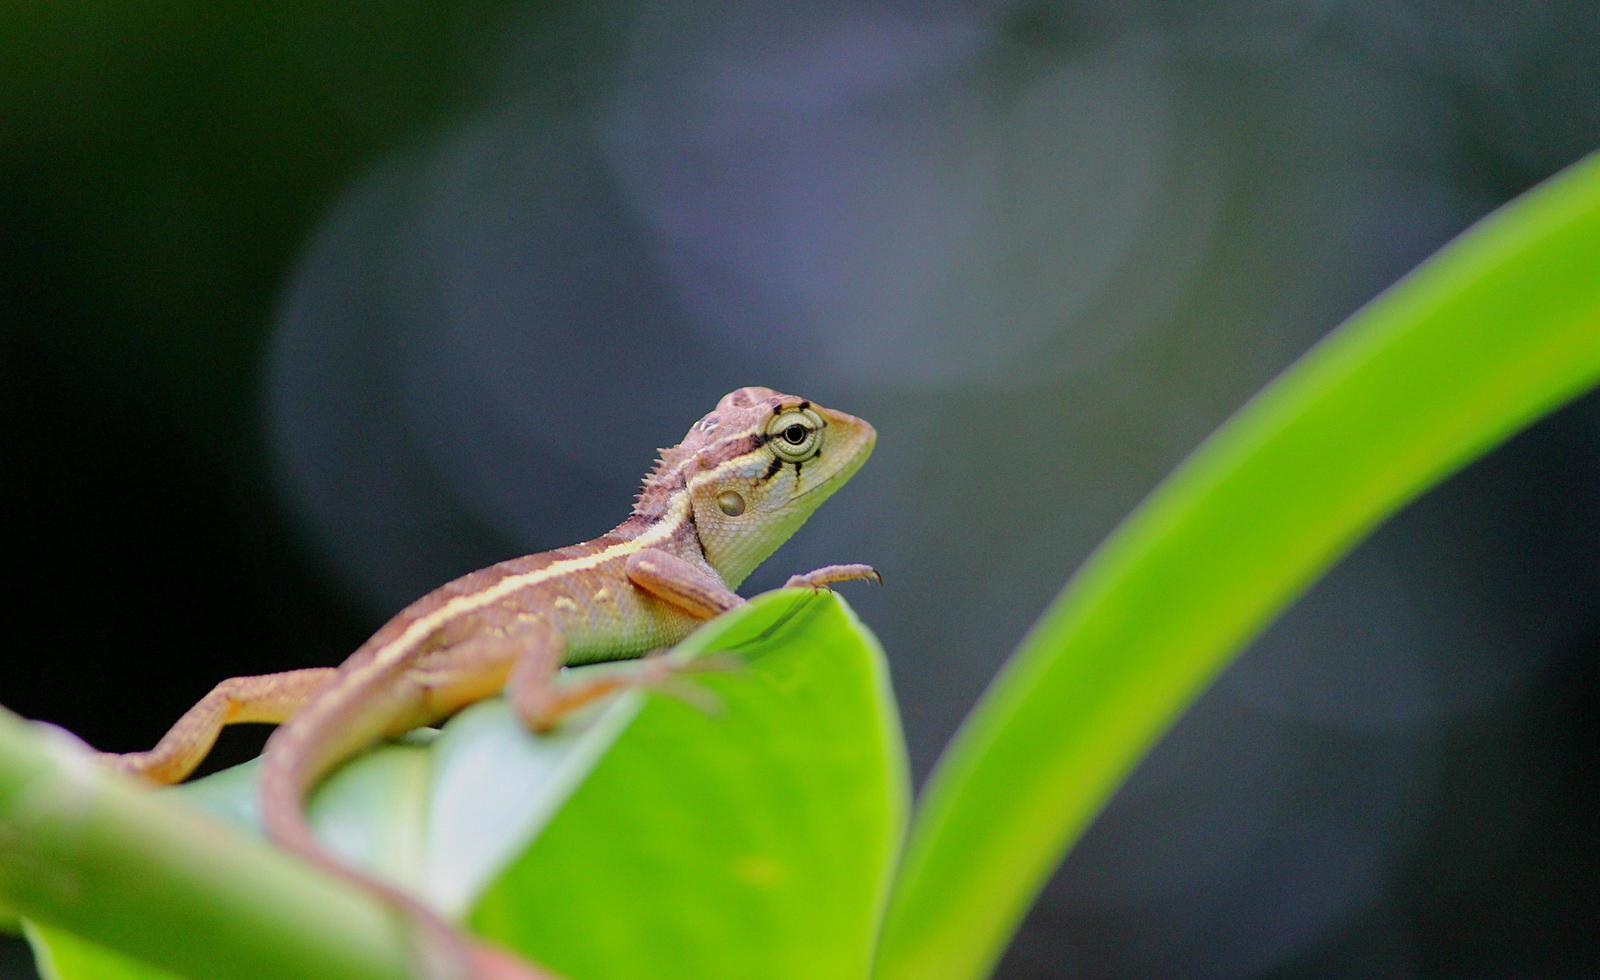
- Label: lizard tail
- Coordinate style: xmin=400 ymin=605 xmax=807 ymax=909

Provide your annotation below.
xmin=260 ymin=666 xmax=553 ymax=980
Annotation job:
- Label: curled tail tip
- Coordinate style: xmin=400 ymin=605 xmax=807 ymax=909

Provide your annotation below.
xmin=470 ymin=943 xmax=560 ymax=980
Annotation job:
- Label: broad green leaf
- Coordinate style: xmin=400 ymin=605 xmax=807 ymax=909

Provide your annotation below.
xmin=874 ymin=151 xmax=1600 ymax=979
xmin=174 ymin=735 xmax=442 ymax=899
xmin=468 ymin=589 xmax=907 ymax=979
xmin=28 ymin=589 xmax=905 ymax=979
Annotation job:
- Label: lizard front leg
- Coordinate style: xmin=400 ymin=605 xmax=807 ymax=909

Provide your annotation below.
xmin=628 ymin=550 xmax=881 ymax=603
xmin=625 ymin=548 xmax=744 ymax=618
xmin=101 ymin=668 xmax=338 ymax=784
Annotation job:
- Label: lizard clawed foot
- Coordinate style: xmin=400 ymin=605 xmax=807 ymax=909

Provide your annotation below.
xmin=467 ymin=940 xmax=557 ymax=980
xmin=92 ymin=745 xmax=192 ymax=785
xmin=629 ymin=651 xmax=735 ymax=716
xmin=95 ymin=751 xmax=147 ymax=777
xmin=784 ymin=563 xmax=882 ymax=590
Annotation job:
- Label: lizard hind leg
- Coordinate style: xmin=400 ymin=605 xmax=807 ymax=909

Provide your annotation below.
xmin=505 ymin=545 xmax=753 ymax=731
xmin=507 ymin=634 xmax=733 ymax=734
xmin=99 ymin=668 xmax=339 ymax=784
xmin=510 ymin=648 xmax=722 ymax=732
xmin=258 ymin=631 xmax=553 ymax=980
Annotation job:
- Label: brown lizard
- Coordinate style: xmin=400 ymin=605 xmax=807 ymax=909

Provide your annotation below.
xmin=101 ymin=386 xmax=879 ymax=977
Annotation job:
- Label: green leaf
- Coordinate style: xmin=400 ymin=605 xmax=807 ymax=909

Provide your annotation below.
xmin=468 ymin=590 xmax=907 ymax=979
xmin=28 ymin=589 xmax=906 ymax=979
xmin=24 ymin=922 xmax=179 ymax=980
xmin=874 ymin=152 xmax=1600 ymax=980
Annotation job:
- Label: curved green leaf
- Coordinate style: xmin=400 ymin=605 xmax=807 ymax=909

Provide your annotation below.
xmin=26 ymin=589 xmax=906 ymax=979
xmin=874 ymin=151 xmax=1600 ymax=979
xmin=468 ymin=590 xmax=907 ymax=979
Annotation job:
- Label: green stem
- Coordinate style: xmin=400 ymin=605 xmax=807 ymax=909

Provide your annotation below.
xmin=875 ymin=151 xmax=1600 ymax=979
xmin=0 ymin=708 xmax=411 ymax=980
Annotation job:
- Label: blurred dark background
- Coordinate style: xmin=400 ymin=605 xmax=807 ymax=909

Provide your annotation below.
xmin=3 ymin=1 xmax=1597 ymax=977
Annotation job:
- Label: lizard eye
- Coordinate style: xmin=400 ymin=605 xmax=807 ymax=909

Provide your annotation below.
xmin=767 ymin=409 xmax=821 ymax=462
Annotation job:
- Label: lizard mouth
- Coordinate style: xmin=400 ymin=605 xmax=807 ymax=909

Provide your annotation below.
xmin=790 ymin=480 xmax=832 ymax=503
xmin=789 ymin=446 xmax=872 ymax=504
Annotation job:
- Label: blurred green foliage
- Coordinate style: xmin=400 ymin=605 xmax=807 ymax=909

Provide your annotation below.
xmin=0 ymin=0 xmax=485 ymax=450
xmin=25 ymin=922 xmax=179 ymax=980
xmin=875 ymin=150 xmax=1600 ymax=979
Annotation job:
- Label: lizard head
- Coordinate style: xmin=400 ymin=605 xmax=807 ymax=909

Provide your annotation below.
xmin=636 ymin=387 xmax=876 ymax=588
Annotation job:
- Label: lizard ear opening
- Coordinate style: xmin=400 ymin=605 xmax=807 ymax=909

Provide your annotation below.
xmin=717 ymin=490 xmax=746 ymax=516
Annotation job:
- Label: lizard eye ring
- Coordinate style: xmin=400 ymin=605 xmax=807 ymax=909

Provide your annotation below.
xmin=768 ymin=409 xmax=822 ymax=462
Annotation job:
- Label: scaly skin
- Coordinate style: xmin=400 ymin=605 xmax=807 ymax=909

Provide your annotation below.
xmin=100 ymin=386 xmax=878 ymax=978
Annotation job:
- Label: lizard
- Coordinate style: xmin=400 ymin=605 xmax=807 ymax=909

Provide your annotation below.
xmin=99 ymin=386 xmax=879 ymax=978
